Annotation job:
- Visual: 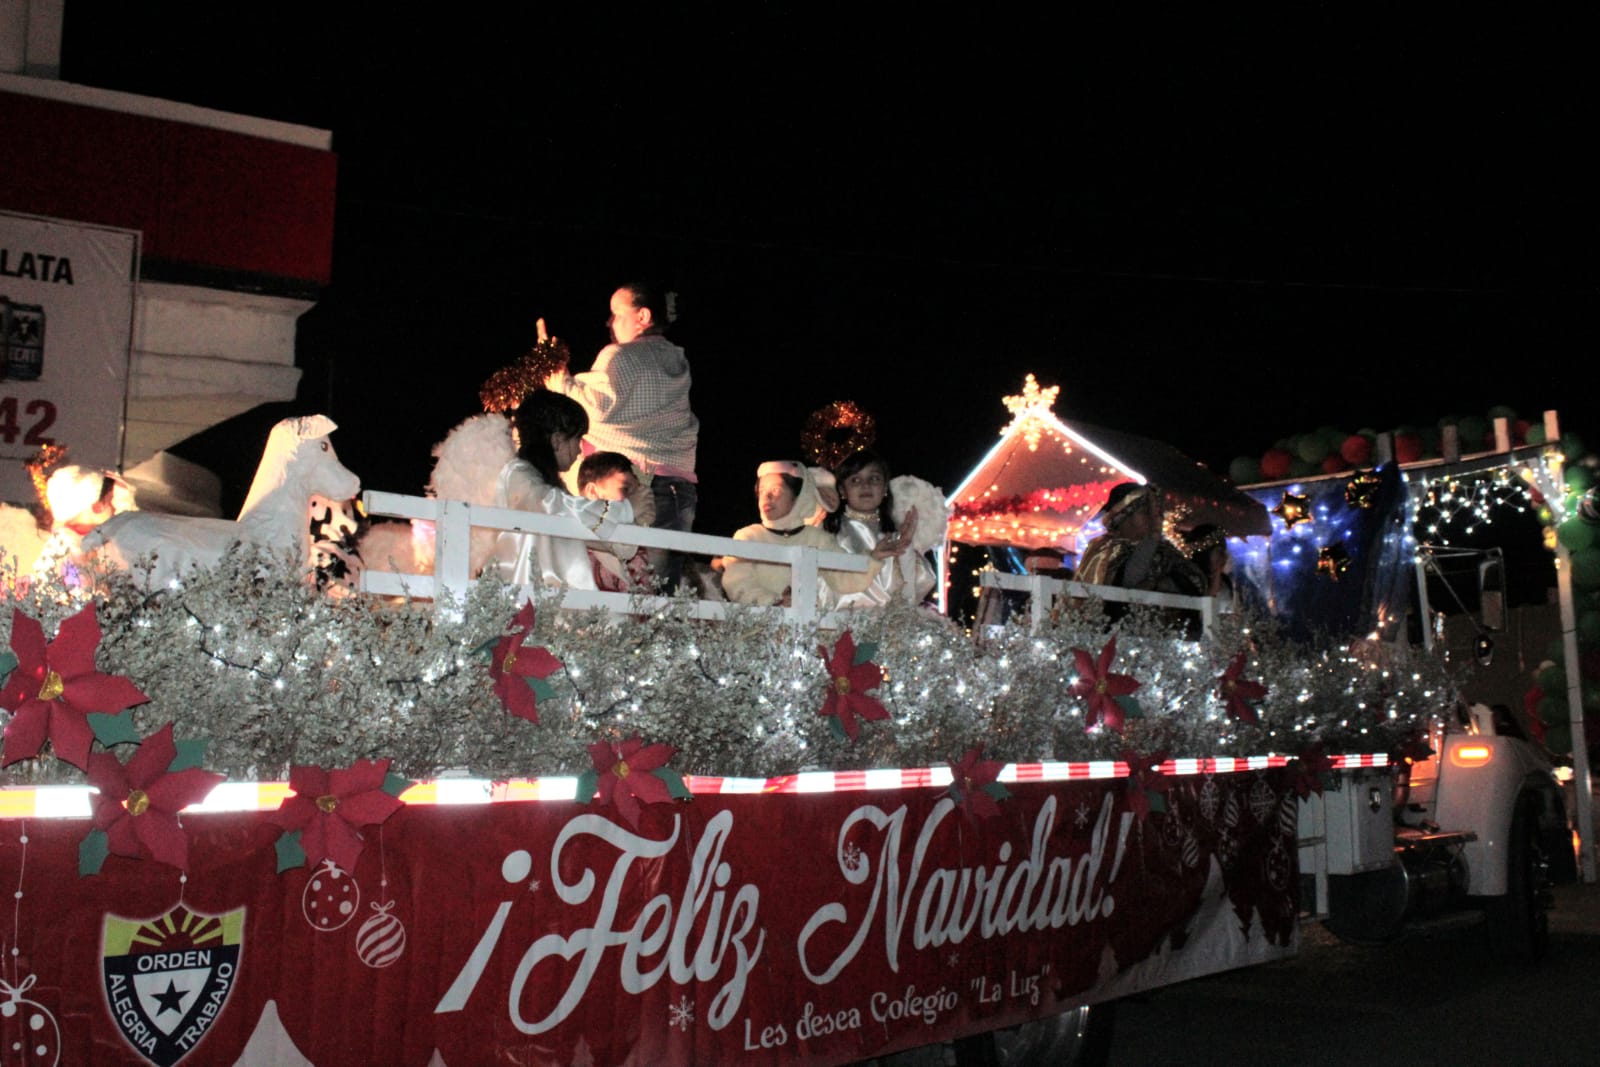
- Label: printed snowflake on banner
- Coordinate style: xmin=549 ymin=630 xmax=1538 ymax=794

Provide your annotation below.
xmin=842 ymin=841 xmax=864 ymax=873
xmin=1199 ymin=776 xmax=1221 ymax=823
xmin=1074 ymin=801 xmax=1092 ymax=828
xmin=669 ymin=995 xmax=695 ymax=1033
xmin=1248 ymin=776 xmax=1276 ymax=823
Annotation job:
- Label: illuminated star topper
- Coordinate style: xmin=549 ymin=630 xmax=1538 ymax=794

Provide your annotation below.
xmin=1001 ymin=374 xmax=1063 ymax=452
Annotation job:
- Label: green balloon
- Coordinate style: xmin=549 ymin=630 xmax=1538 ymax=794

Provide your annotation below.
xmin=1565 ymin=465 xmax=1595 ymax=492
xmin=1538 ymin=664 xmax=1568 ymax=694
xmin=1558 ymin=519 xmax=1596 ymax=551
xmin=1561 ymin=433 xmax=1586 ymax=461
xmin=1544 ymin=724 xmax=1572 ymax=754
xmin=1487 ymin=404 xmax=1518 ymax=421
xmin=1228 ymin=456 xmax=1262 ymax=485
xmin=1538 ymin=694 xmax=1570 ymax=725
xmin=1571 ymin=547 xmax=1600 ymax=589
xmin=1577 ymin=611 xmax=1600 ymax=649
xmin=1526 ymin=425 xmax=1548 ymax=445
xmin=1296 ymin=434 xmax=1329 ymax=464
xmin=1457 ymin=415 xmax=1488 ymax=449
xmin=1545 ymin=638 xmax=1568 ymax=664
xmin=1289 ymin=457 xmax=1318 ymax=477
xmin=1585 ymin=682 xmax=1600 ymax=713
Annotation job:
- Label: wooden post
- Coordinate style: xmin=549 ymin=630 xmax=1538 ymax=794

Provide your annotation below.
xmin=434 ymin=499 xmax=471 ymax=622
xmin=791 ymin=545 xmax=819 ymax=624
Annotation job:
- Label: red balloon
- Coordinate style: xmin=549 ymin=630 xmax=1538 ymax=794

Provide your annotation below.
xmin=1514 ymin=419 xmax=1530 ymax=445
xmin=1339 ymin=435 xmax=1372 ymax=466
xmin=1260 ymin=447 xmax=1293 ymax=480
xmin=1395 ymin=432 xmax=1424 ymax=464
xmin=1321 ymin=455 xmax=1349 ymax=474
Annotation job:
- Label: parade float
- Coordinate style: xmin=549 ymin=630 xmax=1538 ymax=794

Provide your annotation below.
xmin=0 ymin=370 xmax=1517 ymax=1066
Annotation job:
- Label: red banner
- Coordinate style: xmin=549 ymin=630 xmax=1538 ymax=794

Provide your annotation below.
xmin=0 ymin=770 xmax=1297 ymax=1065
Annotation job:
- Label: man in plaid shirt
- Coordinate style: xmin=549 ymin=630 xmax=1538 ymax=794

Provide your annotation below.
xmin=546 ymin=284 xmax=699 ymax=586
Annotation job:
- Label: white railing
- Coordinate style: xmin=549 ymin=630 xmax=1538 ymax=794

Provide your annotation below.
xmin=978 ymin=570 xmax=1221 ymax=637
xmin=359 ymin=490 xmax=871 ymax=626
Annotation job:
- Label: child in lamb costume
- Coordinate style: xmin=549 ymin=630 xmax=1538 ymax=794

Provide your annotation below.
xmin=720 ymin=461 xmax=907 ymax=608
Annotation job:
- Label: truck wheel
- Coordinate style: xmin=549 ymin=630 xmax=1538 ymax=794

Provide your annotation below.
xmin=952 ymin=1003 xmax=1115 ymax=1067
xmin=1485 ymin=793 xmax=1550 ymax=962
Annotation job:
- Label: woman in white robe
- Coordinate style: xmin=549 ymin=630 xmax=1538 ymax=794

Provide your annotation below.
xmin=487 ymin=391 xmax=633 ymax=591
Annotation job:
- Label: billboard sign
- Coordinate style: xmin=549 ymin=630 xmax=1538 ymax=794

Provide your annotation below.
xmin=0 ymin=211 xmax=138 ymax=502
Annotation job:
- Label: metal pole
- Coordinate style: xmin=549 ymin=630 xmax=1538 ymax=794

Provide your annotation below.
xmin=1557 ymin=544 xmax=1595 ymax=881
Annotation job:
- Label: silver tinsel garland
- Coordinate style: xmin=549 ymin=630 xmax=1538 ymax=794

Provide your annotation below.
xmin=0 ymin=549 xmax=1460 ymax=784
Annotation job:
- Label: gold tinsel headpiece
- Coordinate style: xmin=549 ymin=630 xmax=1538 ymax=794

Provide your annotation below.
xmin=801 ymin=400 xmax=877 ymax=471
xmin=479 ymin=335 xmax=572 ymax=413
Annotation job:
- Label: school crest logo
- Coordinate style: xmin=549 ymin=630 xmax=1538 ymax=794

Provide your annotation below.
xmin=101 ymin=905 xmax=244 ymax=1066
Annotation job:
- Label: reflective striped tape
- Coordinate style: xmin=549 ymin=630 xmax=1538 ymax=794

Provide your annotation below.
xmin=0 ymin=753 xmax=1386 ymax=816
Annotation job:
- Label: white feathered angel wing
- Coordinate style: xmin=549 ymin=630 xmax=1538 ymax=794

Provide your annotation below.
xmin=428 ymin=413 xmax=516 ymax=506
xmin=891 ymin=475 xmax=949 ymax=553
xmin=426 ymin=413 xmax=519 ymax=577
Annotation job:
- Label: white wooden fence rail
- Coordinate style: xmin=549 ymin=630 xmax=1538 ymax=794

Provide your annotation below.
xmin=359 ymin=490 xmax=870 ymax=626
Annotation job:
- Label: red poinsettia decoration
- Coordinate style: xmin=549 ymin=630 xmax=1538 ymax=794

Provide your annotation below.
xmin=272 ymin=758 xmax=404 ymax=872
xmin=817 ymin=630 xmax=889 ymax=742
xmin=1067 ymin=636 xmax=1140 ymax=733
xmin=489 ymin=602 xmax=562 ymax=724
xmin=1217 ymin=651 xmax=1268 ymax=724
xmin=0 ymin=605 xmax=148 ymax=769
xmin=86 ymin=723 xmax=222 ymax=870
xmin=582 ymin=736 xmax=684 ymax=828
xmin=947 ymin=746 xmax=1009 ymax=820
xmin=1121 ymin=749 xmax=1172 ymax=822
xmin=1289 ymin=742 xmax=1336 ymax=798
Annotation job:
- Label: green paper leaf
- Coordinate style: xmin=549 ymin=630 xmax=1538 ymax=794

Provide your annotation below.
xmin=1147 ymin=792 xmax=1168 ymax=815
xmin=1113 ymin=694 xmax=1145 ymax=720
xmin=275 ymin=830 xmax=307 ymax=873
xmin=853 ymin=640 xmax=879 ymax=666
xmin=381 ymin=772 xmax=414 ymax=799
xmin=0 ymin=648 xmax=16 ymax=684
xmin=472 ymin=634 xmax=499 ymax=660
xmin=827 ymin=716 xmax=849 ymax=743
xmin=654 ymin=767 xmax=692 ymax=801
xmin=79 ymin=828 xmax=109 ymax=877
xmin=982 ymin=781 xmax=1011 ymax=804
xmin=169 ymin=738 xmax=209 ymax=773
xmin=574 ymin=769 xmax=599 ymax=804
xmin=527 ymin=675 xmax=558 ymax=703
xmin=88 ymin=710 xmax=141 ymax=748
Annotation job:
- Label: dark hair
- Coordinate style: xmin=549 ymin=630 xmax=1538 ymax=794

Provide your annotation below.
xmin=824 ymin=449 xmax=895 ymax=534
xmin=514 ymin=390 xmax=588 ymax=484
xmin=578 ymin=451 xmax=634 ymax=490
xmin=754 ymin=473 xmax=805 ymax=502
xmin=617 ymin=282 xmax=670 ymax=334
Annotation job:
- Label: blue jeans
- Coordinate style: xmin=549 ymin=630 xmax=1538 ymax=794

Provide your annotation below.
xmin=650 ymin=476 xmax=697 ymax=591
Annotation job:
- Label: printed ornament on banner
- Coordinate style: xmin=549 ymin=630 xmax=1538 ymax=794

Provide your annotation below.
xmin=301 ymin=860 xmax=361 ymax=933
xmin=0 ymin=974 xmax=61 ymax=1067
xmin=356 ymin=900 xmax=407 ymax=969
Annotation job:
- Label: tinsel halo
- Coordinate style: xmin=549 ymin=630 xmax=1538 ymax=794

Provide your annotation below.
xmin=479 ymin=336 xmax=573 ymax=413
xmin=802 ymin=400 xmax=877 ymax=471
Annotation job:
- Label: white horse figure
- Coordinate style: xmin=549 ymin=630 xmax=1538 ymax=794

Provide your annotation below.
xmin=83 ymin=415 xmax=361 ymax=589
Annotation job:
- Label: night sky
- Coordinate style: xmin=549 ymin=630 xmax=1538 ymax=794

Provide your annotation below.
xmin=59 ymin=8 xmax=1596 ymax=536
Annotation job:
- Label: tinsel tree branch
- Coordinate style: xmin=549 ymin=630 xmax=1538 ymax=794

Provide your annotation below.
xmin=0 ymin=548 xmax=1460 ymax=785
